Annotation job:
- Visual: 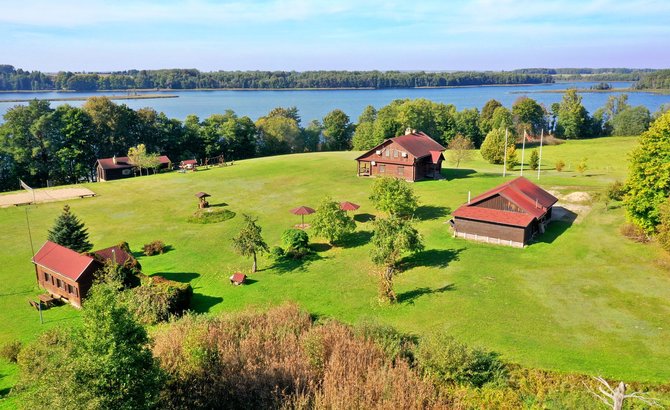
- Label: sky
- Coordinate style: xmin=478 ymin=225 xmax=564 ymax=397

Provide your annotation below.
xmin=2 ymin=0 xmax=669 ymax=72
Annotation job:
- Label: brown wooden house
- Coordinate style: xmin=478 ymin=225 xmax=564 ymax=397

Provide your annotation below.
xmin=450 ymin=177 xmax=558 ymax=247
xmin=32 ymin=241 xmax=101 ymax=308
xmin=355 ymin=130 xmax=446 ymax=182
xmin=96 ymin=155 xmax=171 ymax=181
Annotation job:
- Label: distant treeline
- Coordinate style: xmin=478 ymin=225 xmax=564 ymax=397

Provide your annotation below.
xmin=0 ymin=65 xmax=555 ymax=91
xmin=635 ymin=69 xmax=670 ymax=89
xmin=511 ymin=68 xmax=659 ymax=82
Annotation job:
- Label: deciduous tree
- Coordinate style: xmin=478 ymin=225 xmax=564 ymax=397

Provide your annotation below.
xmin=322 ymin=109 xmax=353 ymax=151
xmin=232 ymin=214 xmax=270 ymax=273
xmin=447 ymin=135 xmax=474 ymax=168
xmin=370 ymin=216 xmax=423 ymax=303
xmin=369 ymin=177 xmax=419 ymax=217
xmin=480 ymin=128 xmax=515 ymax=165
xmin=311 ymin=196 xmax=356 ymax=245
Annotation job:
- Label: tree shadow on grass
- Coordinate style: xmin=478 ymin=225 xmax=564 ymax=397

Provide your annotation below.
xmin=131 ymin=244 xmax=174 ymax=259
xmin=400 ymin=248 xmax=464 ymax=270
xmin=209 ymin=202 xmax=229 ymax=208
xmin=397 ymin=283 xmax=456 ymax=305
xmin=270 ymin=252 xmax=326 ymax=274
xmin=340 ymin=230 xmax=373 ymax=248
xmin=442 ymin=168 xmax=476 ymax=180
xmin=153 ymin=271 xmax=200 ymax=283
xmin=414 ymin=205 xmax=451 ymax=221
xmin=190 ymin=293 xmax=224 ymax=313
xmin=354 ymin=213 xmax=376 ymax=223
xmin=309 ymin=243 xmax=332 ymax=252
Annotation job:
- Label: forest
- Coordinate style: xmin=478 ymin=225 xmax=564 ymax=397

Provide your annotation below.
xmin=0 ymin=90 xmax=661 ymax=192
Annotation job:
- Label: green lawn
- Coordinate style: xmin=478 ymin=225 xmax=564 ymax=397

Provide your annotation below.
xmin=1 ymin=136 xmax=669 ymax=403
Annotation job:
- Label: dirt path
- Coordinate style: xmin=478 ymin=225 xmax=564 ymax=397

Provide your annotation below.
xmin=0 ymin=187 xmax=96 ymax=207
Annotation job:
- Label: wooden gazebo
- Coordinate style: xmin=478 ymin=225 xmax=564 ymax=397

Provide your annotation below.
xmin=195 ymin=192 xmax=211 ymax=208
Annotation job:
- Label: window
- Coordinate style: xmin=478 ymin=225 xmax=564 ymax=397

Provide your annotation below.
xmin=379 ymin=164 xmax=386 ymax=173
xmin=397 ymin=166 xmax=404 ymax=176
xmin=56 ymin=278 xmax=62 ymax=289
xmin=385 ymin=149 xmax=390 ymax=157
xmin=44 ymin=272 xmax=50 ymax=282
xmin=67 ymin=284 xmax=75 ymax=294
xmin=393 ymin=149 xmax=398 ymax=158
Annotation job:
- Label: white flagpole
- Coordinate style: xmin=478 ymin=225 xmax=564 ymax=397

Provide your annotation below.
xmin=503 ymin=128 xmax=508 ymax=177
xmin=537 ymin=129 xmax=544 ymax=180
xmin=520 ymin=129 xmax=526 ymax=176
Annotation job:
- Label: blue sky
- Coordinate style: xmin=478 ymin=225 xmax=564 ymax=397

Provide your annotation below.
xmin=2 ymin=0 xmax=669 ymax=72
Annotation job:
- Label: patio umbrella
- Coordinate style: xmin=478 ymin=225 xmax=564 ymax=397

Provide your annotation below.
xmin=339 ymin=201 xmax=360 ymax=211
xmin=290 ymin=206 xmax=315 ymax=227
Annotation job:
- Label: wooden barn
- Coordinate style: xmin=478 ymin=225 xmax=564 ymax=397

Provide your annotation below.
xmin=355 ymin=129 xmax=446 ymax=182
xmin=32 ymin=241 xmax=101 ymax=308
xmin=95 ymin=155 xmax=171 ymax=181
xmin=450 ymin=177 xmax=558 ymax=247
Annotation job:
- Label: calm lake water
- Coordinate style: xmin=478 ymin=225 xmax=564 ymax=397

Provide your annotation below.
xmin=1 ymin=81 xmax=669 ymax=125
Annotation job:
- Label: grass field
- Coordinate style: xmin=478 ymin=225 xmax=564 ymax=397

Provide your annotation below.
xmin=1 ymin=136 xmax=669 ymax=404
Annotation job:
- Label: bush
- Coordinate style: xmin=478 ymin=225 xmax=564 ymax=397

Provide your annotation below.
xmin=576 ymin=158 xmax=588 ymax=175
xmin=143 ymin=240 xmax=167 ymax=256
xmin=281 ymin=229 xmax=309 ymax=251
xmin=657 ymin=199 xmax=670 ymax=252
xmin=529 ymin=149 xmax=539 ymax=170
xmin=555 ymin=159 xmax=565 ymax=172
xmin=125 ymin=274 xmax=193 ymax=324
xmin=269 ymin=246 xmax=285 ymax=260
xmin=187 ymin=208 xmax=236 ymax=224
xmin=505 ymin=146 xmax=517 ymax=171
xmin=0 ymin=340 xmax=22 ymax=363
xmin=606 ymin=180 xmax=626 ymax=202
xmin=416 ymin=332 xmax=507 ymax=388
xmin=620 ymin=223 xmax=649 ymax=243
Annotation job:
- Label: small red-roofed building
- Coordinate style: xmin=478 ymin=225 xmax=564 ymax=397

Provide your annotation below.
xmin=95 ymin=155 xmax=171 ymax=182
xmin=180 ymin=159 xmax=198 ymax=170
xmin=32 ymin=241 xmax=102 ymax=307
xmin=450 ymin=177 xmax=558 ymax=247
xmin=355 ymin=129 xmax=446 ymax=182
xmin=229 ymin=272 xmax=246 ymax=286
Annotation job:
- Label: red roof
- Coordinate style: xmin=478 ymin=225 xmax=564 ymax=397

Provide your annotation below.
xmin=452 ymin=177 xmax=558 ymax=227
xmin=97 ymin=155 xmax=171 ymax=170
xmin=355 ymin=131 xmax=445 ymax=161
xmin=230 ymin=272 xmax=246 ymax=284
xmin=181 ymin=159 xmax=197 ymax=165
xmin=33 ymin=241 xmax=96 ymax=282
xmin=94 ymin=246 xmax=134 ymax=265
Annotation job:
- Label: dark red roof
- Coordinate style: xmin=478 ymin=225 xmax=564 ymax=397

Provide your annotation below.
xmin=452 ymin=177 xmax=558 ymax=227
xmin=33 ymin=241 xmax=96 ymax=282
xmin=94 ymin=246 xmax=134 ymax=265
xmin=290 ymin=206 xmax=315 ymax=215
xmin=391 ymin=132 xmax=446 ymax=159
xmin=97 ymin=155 xmax=171 ymax=170
xmin=230 ymin=272 xmax=246 ymax=284
xmin=452 ymin=206 xmax=535 ymax=227
xmin=355 ymin=131 xmax=445 ymax=161
xmin=181 ymin=159 xmax=197 ymax=165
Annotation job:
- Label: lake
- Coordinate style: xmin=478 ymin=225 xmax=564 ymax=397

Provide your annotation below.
xmin=1 ymin=81 xmax=669 ymax=125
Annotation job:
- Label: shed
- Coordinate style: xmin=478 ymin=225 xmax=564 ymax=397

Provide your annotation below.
xmin=229 ymin=272 xmax=246 ymax=286
xmin=450 ymin=177 xmax=558 ymax=247
xmin=355 ymin=129 xmax=445 ymax=182
xmin=32 ymin=241 xmax=102 ymax=307
xmin=180 ymin=159 xmax=198 ymax=170
xmin=96 ymin=155 xmax=171 ymax=182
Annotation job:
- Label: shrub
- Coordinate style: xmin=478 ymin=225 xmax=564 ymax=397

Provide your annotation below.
xmin=505 ymin=146 xmax=517 ymax=171
xmin=657 ymin=199 xmax=670 ymax=252
xmin=143 ymin=240 xmax=167 ymax=256
xmin=606 ymin=180 xmax=626 ymax=202
xmin=416 ymin=332 xmax=507 ymax=388
xmin=187 ymin=208 xmax=236 ymax=224
xmin=124 ymin=274 xmax=193 ymax=324
xmin=555 ymin=159 xmax=565 ymax=172
xmin=0 ymin=340 xmax=22 ymax=363
xmin=269 ymin=246 xmax=285 ymax=260
xmin=529 ymin=149 xmax=539 ymax=170
xmin=576 ymin=158 xmax=588 ymax=175
xmin=281 ymin=229 xmax=310 ymax=252
xmin=620 ymin=223 xmax=649 ymax=243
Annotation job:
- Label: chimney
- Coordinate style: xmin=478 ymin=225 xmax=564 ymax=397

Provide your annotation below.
xmin=405 ymin=127 xmax=412 ymax=135
xmin=468 ymin=191 xmax=471 ymax=204
xmin=112 ymin=155 xmax=117 ymax=164
xmin=112 ymin=249 xmax=117 ymax=264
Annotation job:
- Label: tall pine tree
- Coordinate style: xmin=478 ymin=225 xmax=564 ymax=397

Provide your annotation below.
xmin=47 ymin=204 xmax=93 ymax=252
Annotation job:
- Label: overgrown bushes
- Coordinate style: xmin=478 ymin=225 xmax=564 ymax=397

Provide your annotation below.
xmin=143 ymin=240 xmax=167 ymax=256
xmin=187 ymin=208 xmax=236 ymax=224
xmin=0 ymin=340 xmax=22 ymax=363
xmin=125 ymin=274 xmax=193 ymax=325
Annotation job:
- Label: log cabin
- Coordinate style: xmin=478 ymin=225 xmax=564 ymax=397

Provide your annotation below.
xmin=450 ymin=177 xmax=558 ymax=247
xmin=355 ymin=130 xmax=446 ymax=182
xmin=95 ymin=155 xmax=171 ymax=182
xmin=32 ymin=241 xmax=101 ymax=308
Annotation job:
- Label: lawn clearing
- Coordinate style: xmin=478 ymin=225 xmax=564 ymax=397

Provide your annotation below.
xmin=1 ymin=137 xmax=669 ymax=401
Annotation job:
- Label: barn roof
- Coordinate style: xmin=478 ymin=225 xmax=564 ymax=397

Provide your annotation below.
xmin=33 ymin=241 xmax=96 ymax=282
xmin=181 ymin=159 xmax=197 ymax=165
xmin=355 ymin=131 xmax=445 ymax=161
xmin=97 ymin=155 xmax=171 ymax=170
xmin=452 ymin=177 xmax=558 ymax=227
